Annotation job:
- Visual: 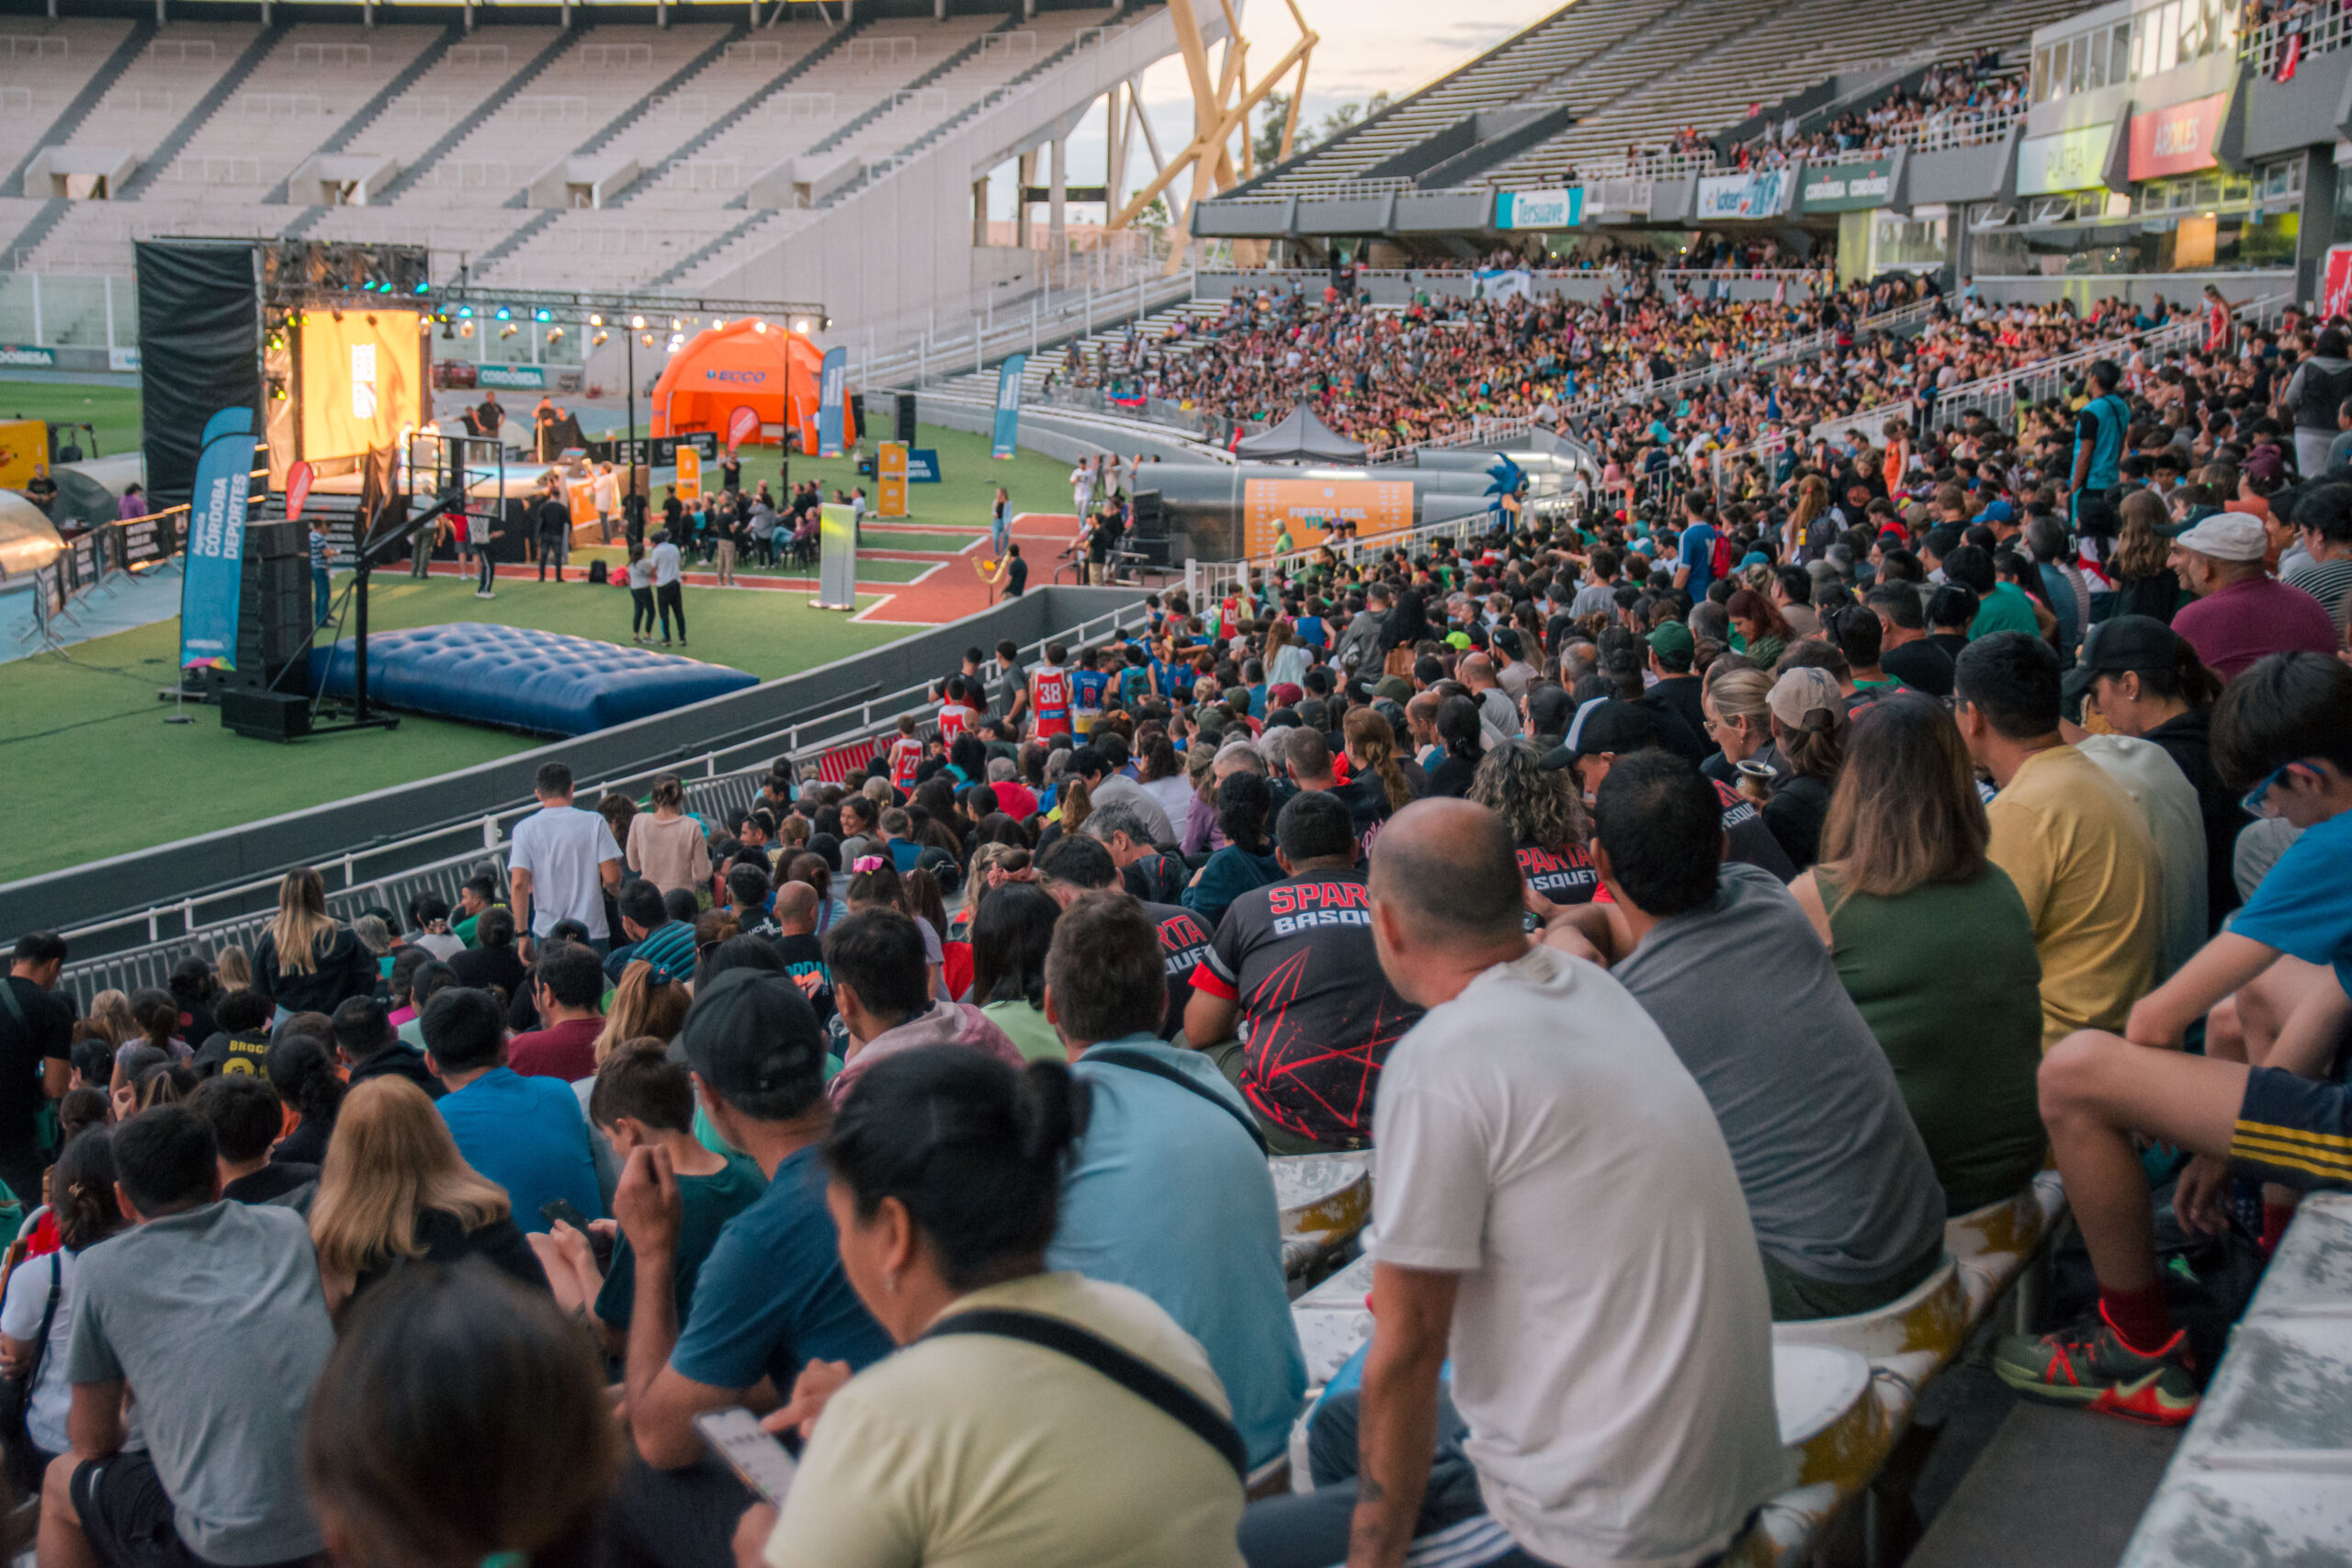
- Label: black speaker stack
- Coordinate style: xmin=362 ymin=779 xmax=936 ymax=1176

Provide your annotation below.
xmin=895 ymin=394 xmax=918 ymax=446
xmin=195 ymin=518 xmax=318 ymax=738
xmin=1126 ymin=490 xmax=1167 ymax=566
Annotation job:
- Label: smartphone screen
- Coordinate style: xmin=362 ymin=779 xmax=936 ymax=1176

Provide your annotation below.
xmin=695 ymin=1408 xmax=798 ymax=1506
xmin=540 ymin=1199 xmax=589 ymax=1233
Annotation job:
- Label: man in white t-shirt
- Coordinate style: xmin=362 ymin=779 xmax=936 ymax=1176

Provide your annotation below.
xmin=1240 ymin=798 xmax=1786 ymax=1568
xmin=507 ymin=761 xmax=624 ymax=953
xmin=650 ymin=532 xmax=686 ymax=647
xmin=593 ymin=461 xmax=620 ymax=543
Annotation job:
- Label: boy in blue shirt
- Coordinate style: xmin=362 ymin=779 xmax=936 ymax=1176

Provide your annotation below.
xmin=424 ymin=987 xmax=603 ymax=1234
xmin=1070 ymin=645 xmax=1110 ymax=735
xmin=1996 ymin=653 xmax=2352 ymax=1424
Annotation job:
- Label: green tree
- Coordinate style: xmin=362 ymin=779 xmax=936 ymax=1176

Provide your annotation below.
xmin=1254 ymin=90 xmax=1292 ymax=169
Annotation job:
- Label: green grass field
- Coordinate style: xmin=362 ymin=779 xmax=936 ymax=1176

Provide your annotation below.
xmin=0 ymin=379 xmax=143 ymax=461
xmin=0 ymin=575 xmax=903 ymax=885
xmin=0 ymin=411 xmax=1083 ymax=885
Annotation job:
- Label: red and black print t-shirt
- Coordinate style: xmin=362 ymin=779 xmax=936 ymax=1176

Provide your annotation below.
xmin=1515 ymin=839 xmax=1599 ymax=904
xmin=1190 ymin=871 xmax=1422 ymax=1146
xmin=1141 ymin=900 xmax=1212 ymax=1041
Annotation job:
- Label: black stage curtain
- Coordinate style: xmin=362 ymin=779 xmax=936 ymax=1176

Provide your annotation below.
xmin=136 ymin=239 xmax=262 ymax=511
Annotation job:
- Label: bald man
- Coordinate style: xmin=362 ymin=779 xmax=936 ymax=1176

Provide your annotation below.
xmin=1239 ymin=798 xmax=1783 ymax=1568
xmin=767 ymin=881 xmax=836 ymax=1027
xmin=1456 ymin=652 xmax=1521 ymax=745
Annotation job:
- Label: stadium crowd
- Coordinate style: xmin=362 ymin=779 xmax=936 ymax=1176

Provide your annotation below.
xmin=6 ymin=311 xmax=2352 ymax=1566
xmin=1055 ymin=262 xmax=1892 ymax=455
xmin=1740 ymin=50 xmax=2025 ymax=164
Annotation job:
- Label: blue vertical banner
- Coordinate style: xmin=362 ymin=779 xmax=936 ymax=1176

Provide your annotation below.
xmin=179 ymin=407 xmax=258 ymax=671
xmin=991 ymin=352 xmax=1026 ymax=459
xmin=816 ymin=346 xmax=848 ymax=458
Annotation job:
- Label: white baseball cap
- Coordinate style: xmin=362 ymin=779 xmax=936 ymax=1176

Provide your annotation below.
xmin=2173 ymin=512 xmax=2267 ymax=563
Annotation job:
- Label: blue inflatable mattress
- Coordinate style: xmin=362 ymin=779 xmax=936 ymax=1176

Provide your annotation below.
xmin=309 ymin=623 xmax=758 ymax=737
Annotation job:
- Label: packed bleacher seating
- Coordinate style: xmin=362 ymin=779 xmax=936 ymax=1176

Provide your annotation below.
xmin=1050 ymin=262 xmax=1897 ymax=457
xmin=9 ymin=316 xmax=2352 ymax=1563
xmin=1738 ymin=49 xmax=2025 ymax=164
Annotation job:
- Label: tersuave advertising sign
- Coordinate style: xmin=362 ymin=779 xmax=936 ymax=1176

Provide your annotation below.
xmin=1494 ymin=187 xmax=1581 ymax=230
xmin=2016 ymin=123 xmax=2117 ymax=196
xmin=1694 ymin=168 xmax=1793 ymax=220
xmin=2127 ymin=92 xmax=2226 ymax=182
xmin=1798 ymin=158 xmax=1894 ymax=214
xmin=1240 ymin=478 xmax=1414 ymax=558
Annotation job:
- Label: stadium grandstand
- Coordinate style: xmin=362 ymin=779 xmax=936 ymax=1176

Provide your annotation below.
xmin=4 ymin=0 xmax=2352 ymax=1565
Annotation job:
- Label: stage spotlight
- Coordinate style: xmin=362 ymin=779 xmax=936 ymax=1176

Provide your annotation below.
xmin=591 ymin=331 xmax=608 ymax=346
xmin=713 ymin=319 xmax=725 ymax=332
xmin=460 ymin=321 xmax=474 ymax=339
xmin=457 ymin=306 xmax=474 ymax=320
xmin=535 ymin=309 xmax=551 ymax=322
xmin=331 ymin=308 xmax=345 ymax=321
xmin=547 ymin=327 xmax=565 ymax=344
xmin=414 ymin=280 xmax=431 ymax=295
xmin=752 ymin=320 xmax=768 ymax=333
xmin=671 ymin=317 xmax=683 ymax=332
xmin=793 ymin=318 xmax=810 ymax=333
xmin=640 ymin=333 xmax=654 ymax=346
xmin=821 ymin=315 xmax=832 ymax=331
xmin=630 ymin=315 xmax=645 ymax=330
xmin=589 ymin=313 xmax=604 ymax=327
xmin=501 ymin=324 xmax=519 ymax=339
xmin=495 ymin=306 xmax=513 ymax=321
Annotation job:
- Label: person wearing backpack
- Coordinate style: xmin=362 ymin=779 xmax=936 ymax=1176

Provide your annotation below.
xmin=2284 ymin=328 xmax=2352 ymax=479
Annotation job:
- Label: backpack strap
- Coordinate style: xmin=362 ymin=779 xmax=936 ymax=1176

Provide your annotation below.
xmin=1082 ymin=1045 xmax=1269 ymax=1156
xmin=922 ymin=1308 xmax=1247 ymax=1483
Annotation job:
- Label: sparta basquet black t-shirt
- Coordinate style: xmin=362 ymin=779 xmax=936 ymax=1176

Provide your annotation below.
xmin=1190 ymin=870 xmax=1422 ymax=1146
xmin=1713 ymin=779 xmax=1799 ymax=883
xmin=1516 ymin=839 xmax=1600 ymax=904
xmin=1140 ymin=901 xmax=1212 ymax=1040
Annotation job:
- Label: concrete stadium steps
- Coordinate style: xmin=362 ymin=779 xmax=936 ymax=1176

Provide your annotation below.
xmin=388 ymin=22 xmax=736 ymax=209
xmin=30 ymin=20 xmax=263 ymax=192
xmin=833 ymin=6 xmax=1123 ymax=206
xmin=470 ymin=206 xmax=765 ymax=292
xmin=930 ymin=296 xmax=1228 ymax=400
xmin=0 ymin=16 xmax=144 ymax=198
xmin=261 ymin=24 xmax=459 ymax=206
xmin=1534 ymin=0 xmax=1999 ymax=175
xmin=576 ymin=25 xmax=831 ymax=184
xmin=311 ymin=26 xmax=564 ymax=209
xmin=114 ymin=25 xmax=287 ymax=200
xmin=366 ymin=25 xmax=577 ymax=206
xmin=609 ymin=19 xmax=870 ymax=211
xmin=1238 ymin=0 xmax=1685 ymax=197
xmin=648 ymin=208 xmax=819 ymax=289
xmin=14 ymin=194 xmax=292 ymax=276
xmin=151 ymin=24 xmax=443 ymax=206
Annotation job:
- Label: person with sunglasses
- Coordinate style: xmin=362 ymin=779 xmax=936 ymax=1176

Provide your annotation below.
xmin=1993 ymin=653 xmax=2352 ymax=1425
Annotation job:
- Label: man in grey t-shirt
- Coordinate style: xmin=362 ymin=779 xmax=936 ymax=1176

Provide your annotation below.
xmin=1595 ymin=753 xmax=1947 ymax=1320
xmin=52 ymin=1106 xmax=334 ymax=1568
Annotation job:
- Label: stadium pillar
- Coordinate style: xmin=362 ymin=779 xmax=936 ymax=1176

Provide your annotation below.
xmin=973 ymin=176 xmax=989 ymax=245
xmin=1049 ymin=137 xmax=1067 ymax=246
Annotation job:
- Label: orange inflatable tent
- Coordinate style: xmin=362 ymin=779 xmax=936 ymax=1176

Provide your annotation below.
xmin=647 ymin=321 xmax=854 ymax=452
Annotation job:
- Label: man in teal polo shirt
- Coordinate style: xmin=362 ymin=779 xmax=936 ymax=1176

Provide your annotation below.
xmin=1042 ymin=892 xmax=1306 ymax=1469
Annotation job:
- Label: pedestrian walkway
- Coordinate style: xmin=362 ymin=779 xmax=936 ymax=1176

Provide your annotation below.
xmin=0 ymin=565 xmax=182 ymax=667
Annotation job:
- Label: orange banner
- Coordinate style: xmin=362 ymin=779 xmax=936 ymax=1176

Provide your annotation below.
xmin=877 ymin=442 xmax=908 ymax=519
xmin=676 ymin=445 xmax=703 ymax=503
xmin=1241 ymin=478 xmax=1415 ymax=557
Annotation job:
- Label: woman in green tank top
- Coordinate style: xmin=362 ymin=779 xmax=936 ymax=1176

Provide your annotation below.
xmin=1791 ymin=694 xmax=2047 ymax=1214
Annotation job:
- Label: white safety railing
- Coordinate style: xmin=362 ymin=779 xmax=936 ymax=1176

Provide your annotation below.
xmin=49 ymin=600 xmax=1159 ymax=999
xmin=2241 ymin=3 xmax=2352 ymax=74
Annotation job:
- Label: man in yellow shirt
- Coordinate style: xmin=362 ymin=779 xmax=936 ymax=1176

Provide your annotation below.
xmin=1956 ymin=632 xmax=2162 ymax=1050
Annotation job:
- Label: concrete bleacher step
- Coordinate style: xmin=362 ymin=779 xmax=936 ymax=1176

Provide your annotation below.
xmin=263 ymin=22 xmax=458 ymax=205
xmin=114 ymin=25 xmax=284 ymax=200
xmin=472 ymin=206 xmax=561 ymax=266
xmin=2 ymin=17 xmax=154 ymax=200
xmin=805 ymin=11 xmax=1016 ymax=160
xmin=519 ymin=17 xmax=753 ymax=213
xmin=368 ymin=26 xmax=584 ymax=206
xmin=645 ymin=206 xmax=780 ymax=288
xmin=1 ymin=197 xmax=69 ymax=273
xmin=1906 ymin=1397 xmax=2181 ymax=1568
xmin=609 ymin=17 xmax=869 ymax=208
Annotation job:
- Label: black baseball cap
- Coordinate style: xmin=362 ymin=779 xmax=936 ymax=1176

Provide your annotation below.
xmin=677 ymin=969 xmax=826 ymax=1108
xmin=2062 ymin=615 xmax=2184 ymax=705
xmin=1540 ymin=698 xmax=1657 ymax=770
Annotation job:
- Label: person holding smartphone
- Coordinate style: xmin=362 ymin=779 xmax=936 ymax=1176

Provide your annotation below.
xmin=735 ymin=1045 xmax=1247 ymax=1568
xmin=603 ymin=971 xmax=889 ymax=1568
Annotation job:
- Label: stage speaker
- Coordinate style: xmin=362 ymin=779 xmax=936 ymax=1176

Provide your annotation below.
xmin=848 ymin=393 xmax=865 ymax=439
xmin=894 ymin=394 xmax=917 ymax=446
xmin=241 ymin=521 xmax=316 ymax=670
xmin=220 ymin=690 xmax=312 ymax=742
xmin=1126 ymin=490 xmax=1167 ymax=566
